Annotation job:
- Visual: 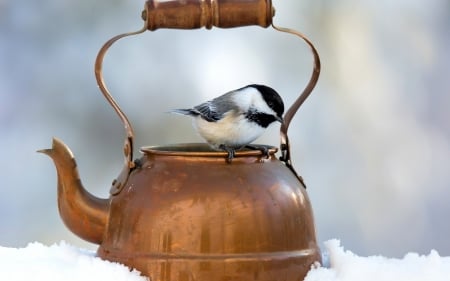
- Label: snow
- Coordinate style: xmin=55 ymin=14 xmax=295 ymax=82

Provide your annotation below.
xmin=306 ymin=240 xmax=450 ymax=281
xmin=1 ymin=240 xmax=450 ymax=281
xmin=0 ymin=241 xmax=147 ymax=281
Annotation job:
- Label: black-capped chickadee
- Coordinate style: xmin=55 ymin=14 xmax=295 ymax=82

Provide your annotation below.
xmin=171 ymin=84 xmax=284 ymax=161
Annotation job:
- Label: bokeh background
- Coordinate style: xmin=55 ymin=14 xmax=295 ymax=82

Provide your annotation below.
xmin=1 ymin=0 xmax=449 ymax=257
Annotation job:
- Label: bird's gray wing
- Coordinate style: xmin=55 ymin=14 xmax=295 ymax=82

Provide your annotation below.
xmin=193 ymin=101 xmax=222 ymax=122
xmin=172 ymin=91 xmax=241 ymax=122
xmin=194 ymin=92 xmax=241 ymax=122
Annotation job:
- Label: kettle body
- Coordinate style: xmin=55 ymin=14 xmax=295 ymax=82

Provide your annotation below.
xmin=97 ymin=143 xmax=320 ymax=280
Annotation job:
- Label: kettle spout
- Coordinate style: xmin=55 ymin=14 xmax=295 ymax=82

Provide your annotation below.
xmin=39 ymin=138 xmax=109 ymax=245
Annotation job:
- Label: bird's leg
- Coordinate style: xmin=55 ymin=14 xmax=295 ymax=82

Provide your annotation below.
xmin=219 ymin=144 xmax=236 ymax=163
xmin=245 ymin=144 xmax=270 ymax=158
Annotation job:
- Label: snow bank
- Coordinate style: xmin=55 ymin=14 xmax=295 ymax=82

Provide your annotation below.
xmin=306 ymin=239 xmax=450 ymax=281
xmin=0 ymin=241 xmax=147 ymax=281
xmin=1 ymin=240 xmax=450 ymax=281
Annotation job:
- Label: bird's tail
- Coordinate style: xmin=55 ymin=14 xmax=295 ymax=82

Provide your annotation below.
xmin=168 ymin=109 xmax=198 ymax=116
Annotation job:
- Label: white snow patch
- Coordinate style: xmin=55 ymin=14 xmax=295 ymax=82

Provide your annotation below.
xmin=1 ymin=240 xmax=450 ymax=281
xmin=306 ymin=239 xmax=450 ymax=281
xmin=0 ymin=241 xmax=147 ymax=281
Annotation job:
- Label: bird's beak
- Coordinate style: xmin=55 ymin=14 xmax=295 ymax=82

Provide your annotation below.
xmin=276 ymin=116 xmax=284 ymax=123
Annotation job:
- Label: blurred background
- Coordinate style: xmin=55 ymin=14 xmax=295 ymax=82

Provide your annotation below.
xmin=1 ymin=0 xmax=449 ymax=258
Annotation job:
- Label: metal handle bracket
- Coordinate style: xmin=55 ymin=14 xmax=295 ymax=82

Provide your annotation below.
xmin=272 ymin=24 xmax=321 ymax=187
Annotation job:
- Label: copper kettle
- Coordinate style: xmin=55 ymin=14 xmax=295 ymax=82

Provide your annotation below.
xmin=40 ymin=1 xmax=322 ymax=280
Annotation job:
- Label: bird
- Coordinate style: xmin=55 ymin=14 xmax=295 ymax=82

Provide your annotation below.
xmin=171 ymin=84 xmax=284 ymax=162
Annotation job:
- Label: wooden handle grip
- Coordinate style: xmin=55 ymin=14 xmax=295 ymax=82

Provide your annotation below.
xmin=142 ymin=0 xmax=274 ymax=30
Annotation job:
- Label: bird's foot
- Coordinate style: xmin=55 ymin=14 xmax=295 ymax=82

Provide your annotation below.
xmin=245 ymin=144 xmax=270 ymax=159
xmin=219 ymin=144 xmax=236 ymax=163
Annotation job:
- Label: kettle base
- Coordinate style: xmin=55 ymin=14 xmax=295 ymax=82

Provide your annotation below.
xmin=98 ymin=246 xmax=321 ymax=281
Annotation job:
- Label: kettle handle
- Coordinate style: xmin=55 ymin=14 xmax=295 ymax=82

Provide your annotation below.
xmin=94 ymin=24 xmax=148 ymax=195
xmin=273 ymin=24 xmax=321 ymax=185
xmin=94 ymin=2 xmax=320 ymax=193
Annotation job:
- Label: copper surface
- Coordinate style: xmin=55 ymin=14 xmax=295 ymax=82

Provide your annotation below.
xmin=143 ymin=0 xmax=274 ymax=30
xmin=101 ymin=143 xmax=321 ymax=280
